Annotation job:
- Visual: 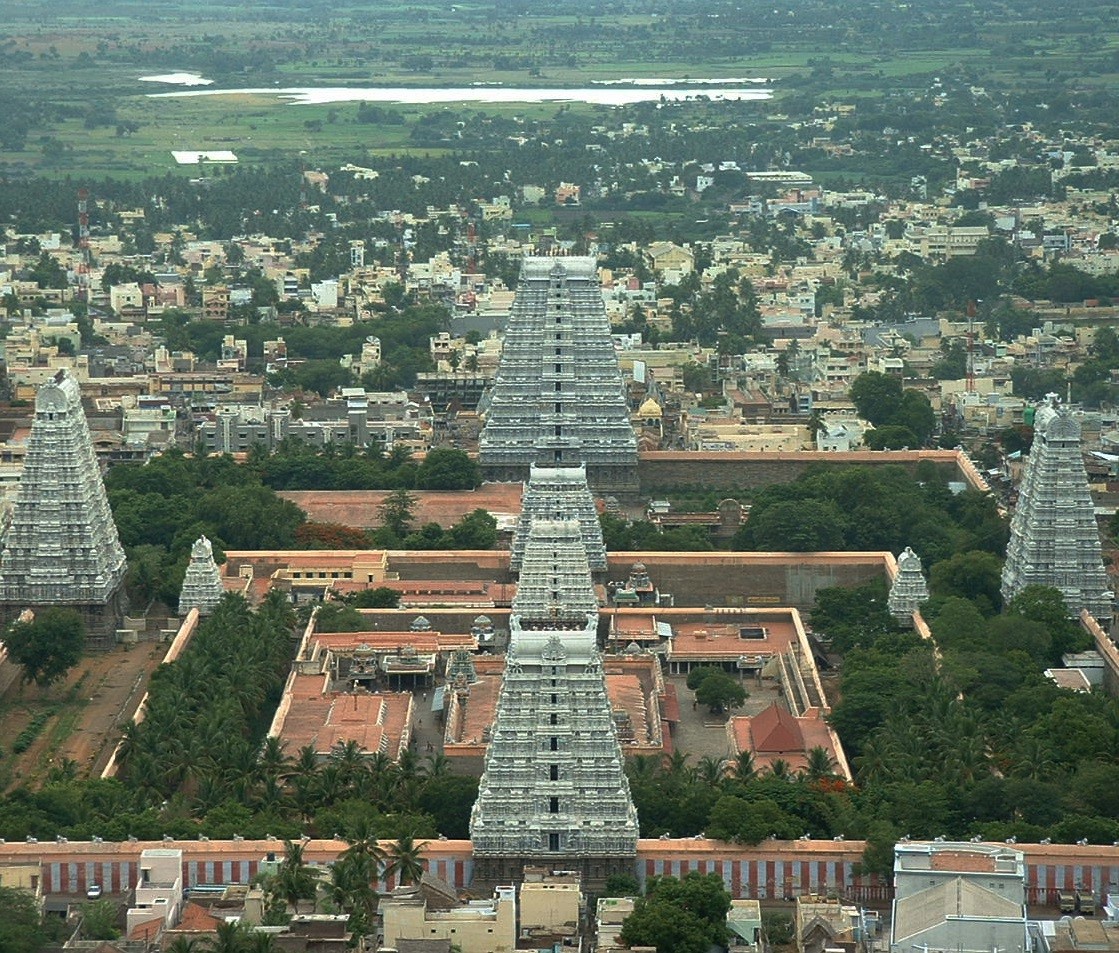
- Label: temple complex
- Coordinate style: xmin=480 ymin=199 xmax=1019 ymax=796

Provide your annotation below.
xmin=511 ymin=464 xmax=607 ymax=574
xmin=887 ymin=546 xmax=929 ymax=625
xmin=179 ymin=535 xmax=225 ymax=616
xmin=1001 ymin=399 xmax=1112 ymax=620
xmin=478 ymin=257 xmax=639 ymax=495
xmin=0 ymin=369 xmax=127 ymax=647
xmin=469 ymin=519 xmax=639 ymax=888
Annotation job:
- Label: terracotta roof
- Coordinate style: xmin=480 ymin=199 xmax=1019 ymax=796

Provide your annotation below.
xmin=750 ymin=703 xmax=805 ymax=752
xmin=278 ymin=483 xmax=524 ymax=529
xmin=176 ymin=901 xmax=223 ymax=932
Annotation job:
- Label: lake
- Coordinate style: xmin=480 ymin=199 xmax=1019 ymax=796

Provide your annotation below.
xmin=147 ymin=84 xmax=772 ymax=106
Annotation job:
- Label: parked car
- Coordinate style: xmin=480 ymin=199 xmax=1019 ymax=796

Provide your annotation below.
xmin=86 ymin=884 xmax=102 ymax=899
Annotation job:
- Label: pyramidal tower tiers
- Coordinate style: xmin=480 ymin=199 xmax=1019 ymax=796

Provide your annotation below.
xmin=470 ymin=518 xmax=639 ymax=888
xmin=0 ymin=370 xmax=127 ymax=647
xmin=511 ymin=464 xmax=607 ymax=574
xmin=479 ymin=257 xmax=639 ymax=495
xmin=179 ymin=535 xmax=225 ymax=617
xmin=1001 ymin=398 xmax=1112 ymax=620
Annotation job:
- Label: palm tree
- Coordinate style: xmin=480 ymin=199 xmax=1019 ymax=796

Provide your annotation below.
xmin=729 ymin=751 xmax=756 ymax=782
xmin=386 ymin=833 xmax=426 ymax=887
xmin=767 ymin=758 xmax=793 ymax=780
xmin=664 ymin=750 xmax=693 ymax=780
xmin=166 ymin=938 xmax=200 ymax=953
xmin=696 ymin=755 xmax=726 ymax=786
xmin=805 ymin=746 xmax=836 ymax=781
xmin=273 ymin=841 xmax=319 ymax=914
xmin=425 ymin=752 xmax=451 ymax=778
xmin=205 ymin=921 xmax=248 ymax=953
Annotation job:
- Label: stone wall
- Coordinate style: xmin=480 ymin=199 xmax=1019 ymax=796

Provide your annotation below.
xmin=606 ymin=552 xmax=890 ymax=610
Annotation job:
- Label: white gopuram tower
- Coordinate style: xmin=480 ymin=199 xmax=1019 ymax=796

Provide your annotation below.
xmin=0 ymin=370 xmax=127 ymax=647
xmin=179 ymin=535 xmax=225 ymax=616
xmin=1001 ymin=398 xmax=1112 ymax=620
xmin=888 ymin=546 xmax=930 ymax=625
xmin=511 ymin=464 xmax=607 ymax=574
xmin=470 ymin=519 xmax=639 ymax=888
xmin=479 ymin=257 xmax=638 ymax=495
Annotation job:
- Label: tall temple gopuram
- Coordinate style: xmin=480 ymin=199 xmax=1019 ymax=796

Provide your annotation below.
xmin=479 ymin=257 xmax=639 ymax=496
xmin=0 ymin=370 xmax=127 ymax=647
xmin=469 ymin=518 xmax=639 ymax=888
xmin=1001 ymin=398 xmax=1112 ymax=621
xmin=511 ymin=464 xmax=607 ymax=574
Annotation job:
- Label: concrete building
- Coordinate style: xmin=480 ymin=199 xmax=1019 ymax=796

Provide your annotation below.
xmin=479 ymin=257 xmax=639 ymax=495
xmin=1001 ymin=398 xmax=1112 ymax=620
xmin=380 ymin=884 xmax=516 ymax=953
xmin=0 ymin=369 xmax=127 ymax=647
xmin=126 ymin=848 xmax=184 ymax=941
xmin=890 ymin=842 xmax=1028 ymax=953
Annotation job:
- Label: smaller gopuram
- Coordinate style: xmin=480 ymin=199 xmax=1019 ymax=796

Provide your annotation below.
xmin=0 ymin=369 xmax=127 ymax=647
xmin=1001 ymin=397 xmax=1112 ymax=620
xmin=887 ymin=547 xmax=929 ymax=625
xmin=511 ymin=464 xmax=606 ymax=574
xmin=179 ymin=535 xmax=225 ymax=616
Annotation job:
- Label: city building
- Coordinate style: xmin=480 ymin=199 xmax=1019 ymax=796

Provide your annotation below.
xmin=1001 ymin=398 xmax=1113 ymax=620
xmin=380 ymin=883 xmax=516 ymax=953
xmin=0 ymin=369 xmax=127 ymax=647
xmin=479 ymin=257 xmax=639 ymax=495
xmin=890 ymin=842 xmax=1028 ymax=953
xmin=469 ymin=519 xmax=639 ymax=888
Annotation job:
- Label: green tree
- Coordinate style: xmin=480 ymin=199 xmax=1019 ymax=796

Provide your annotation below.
xmin=415 ymin=447 xmax=480 ymax=490
xmin=4 ymin=607 xmax=85 ymax=687
xmin=378 ymin=489 xmax=416 ymax=538
xmin=386 ymin=833 xmax=426 ymax=886
xmin=272 ymin=841 xmax=319 ymax=914
xmin=620 ymin=873 xmax=730 ymax=953
xmin=351 ymin=587 xmax=402 ymax=608
xmin=849 ymin=372 xmax=904 ymax=426
xmin=81 ymin=898 xmax=121 ymax=940
xmin=929 ymin=550 xmax=1003 ymax=613
xmin=0 ymin=885 xmax=57 ymax=953
xmin=694 ymin=671 xmax=747 ymax=714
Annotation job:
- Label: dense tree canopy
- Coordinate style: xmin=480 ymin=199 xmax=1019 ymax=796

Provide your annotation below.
xmin=4 ymin=607 xmax=85 ymax=687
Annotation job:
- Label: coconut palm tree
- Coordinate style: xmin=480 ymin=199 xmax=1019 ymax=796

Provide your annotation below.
xmin=696 ymin=755 xmax=726 ymax=786
xmin=767 ymin=759 xmax=793 ymax=780
xmin=805 ymin=746 xmax=836 ymax=781
xmin=729 ymin=750 xmax=756 ymax=782
xmin=273 ymin=841 xmax=319 ymax=914
xmin=205 ymin=921 xmax=249 ymax=953
xmin=386 ymin=833 xmax=426 ymax=887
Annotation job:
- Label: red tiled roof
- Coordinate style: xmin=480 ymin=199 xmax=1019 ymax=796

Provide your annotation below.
xmin=750 ymin=703 xmax=805 ymax=752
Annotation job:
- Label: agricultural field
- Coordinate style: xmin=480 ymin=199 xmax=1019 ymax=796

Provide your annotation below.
xmin=3 ymin=0 xmax=1117 ymax=179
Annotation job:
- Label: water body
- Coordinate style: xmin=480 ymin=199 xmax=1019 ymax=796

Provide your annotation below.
xmin=147 ymin=85 xmax=772 ymax=106
xmin=139 ymin=72 xmax=214 ymax=86
xmin=593 ymin=76 xmax=770 ymax=86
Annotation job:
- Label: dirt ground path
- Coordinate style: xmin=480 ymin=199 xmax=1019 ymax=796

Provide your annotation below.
xmin=0 ymin=639 xmax=167 ymax=790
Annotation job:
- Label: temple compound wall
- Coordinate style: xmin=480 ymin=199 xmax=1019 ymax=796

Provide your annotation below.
xmin=4 ymin=838 xmax=1117 ymax=909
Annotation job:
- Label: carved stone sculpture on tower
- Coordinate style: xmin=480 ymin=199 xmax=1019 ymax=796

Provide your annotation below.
xmin=1001 ymin=398 xmax=1112 ymax=620
xmin=0 ymin=369 xmax=127 ymax=647
xmin=479 ymin=257 xmax=639 ymax=495
xmin=887 ymin=546 xmax=929 ymax=625
xmin=179 ymin=535 xmax=226 ymax=616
